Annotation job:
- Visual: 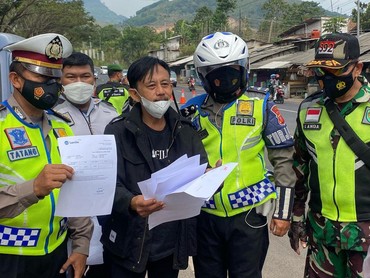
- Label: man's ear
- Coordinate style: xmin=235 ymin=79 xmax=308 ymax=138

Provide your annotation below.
xmin=9 ymin=72 xmax=23 ymax=91
xmin=355 ymin=61 xmax=363 ymax=75
xmin=129 ymin=88 xmax=140 ymax=103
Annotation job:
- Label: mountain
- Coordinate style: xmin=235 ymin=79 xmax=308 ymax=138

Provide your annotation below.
xmin=124 ymin=0 xmax=303 ymax=27
xmin=83 ymin=0 xmax=127 ymax=25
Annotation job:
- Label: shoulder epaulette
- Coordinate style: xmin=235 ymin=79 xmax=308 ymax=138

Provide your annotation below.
xmin=247 ymin=86 xmax=269 ymax=94
xmin=48 ymin=109 xmax=71 ymax=123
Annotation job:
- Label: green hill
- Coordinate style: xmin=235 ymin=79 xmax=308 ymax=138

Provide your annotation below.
xmin=83 ymin=0 xmax=127 ymax=25
xmin=125 ymin=0 xmax=304 ymax=27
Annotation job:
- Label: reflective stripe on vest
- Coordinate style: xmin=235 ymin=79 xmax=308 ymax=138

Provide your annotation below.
xmin=195 ymin=95 xmax=277 ymax=217
xmin=0 ymin=106 xmax=73 ymax=255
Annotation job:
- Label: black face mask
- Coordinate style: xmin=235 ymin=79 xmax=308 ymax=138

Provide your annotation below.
xmin=206 ymin=67 xmax=243 ymax=103
xmin=20 ymin=76 xmax=62 ymax=110
xmin=317 ymin=70 xmax=355 ymax=100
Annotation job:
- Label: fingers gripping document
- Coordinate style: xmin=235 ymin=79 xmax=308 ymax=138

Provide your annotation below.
xmin=55 ymin=135 xmax=117 ymax=217
xmin=138 ymin=155 xmax=237 ymax=229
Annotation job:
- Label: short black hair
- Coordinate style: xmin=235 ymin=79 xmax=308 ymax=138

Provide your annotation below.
xmin=108 ymin=69 xmax=120 ymax=78
xmin=127 ymin=56 xmax=170 ymax=89
xmin=9 ymin=61 xmax=24 ymax=73
xmin=62 ymin=52 xmax=94 ymax=73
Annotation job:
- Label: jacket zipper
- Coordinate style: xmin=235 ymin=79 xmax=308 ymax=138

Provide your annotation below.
xmin=208 ymin=110 xmax=229 ymax=216
xmin=332 ymin=147 xmax=340 ymax=221
xmin=137 ymin=217 xmax=148 ymax=264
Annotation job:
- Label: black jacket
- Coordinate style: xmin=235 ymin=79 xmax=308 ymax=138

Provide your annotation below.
xmin=100 ymin=104 xmax=208 ymax=273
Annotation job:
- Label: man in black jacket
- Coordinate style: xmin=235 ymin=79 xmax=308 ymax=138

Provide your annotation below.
xmin=100 ymin=56 xmax=208 ymax=278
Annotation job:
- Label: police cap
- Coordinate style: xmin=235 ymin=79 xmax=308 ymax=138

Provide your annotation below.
xmin=4 ymin=33 xmax=73 ymax=78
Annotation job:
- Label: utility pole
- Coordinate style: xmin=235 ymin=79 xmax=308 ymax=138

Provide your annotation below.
xmin=357 ymin=0 xmax=360 ymax=38
xmin=268 ymin=18 xmax=274 ymax=43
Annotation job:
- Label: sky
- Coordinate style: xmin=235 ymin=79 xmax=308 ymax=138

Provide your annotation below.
xmin=101 ymin=0 xmax=368 ymax=18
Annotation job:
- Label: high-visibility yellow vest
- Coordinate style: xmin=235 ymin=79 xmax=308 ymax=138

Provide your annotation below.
xmin=298 ymin=100 xmax=370 ymax=221
xmin=0 ymin=103 xmax=73 ymax=255
xmin=194 ymin=95 xmax=276 ymax=217
xmin=97 ymin=84 xmax=129 ymax=115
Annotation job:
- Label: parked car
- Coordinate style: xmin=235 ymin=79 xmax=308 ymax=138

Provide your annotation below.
xmin=170 ymin=71 xmax=177 ymax=87
xmin=100 ymin=65 xmax=108 ymax=74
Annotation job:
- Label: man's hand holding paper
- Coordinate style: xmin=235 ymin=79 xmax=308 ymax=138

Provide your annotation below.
xmin=137 ymin=154 xmax=237 ymax=229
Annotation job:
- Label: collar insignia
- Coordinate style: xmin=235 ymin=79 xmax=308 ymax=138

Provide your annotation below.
xmin=12 ymin=106 xmax=26 ymax=120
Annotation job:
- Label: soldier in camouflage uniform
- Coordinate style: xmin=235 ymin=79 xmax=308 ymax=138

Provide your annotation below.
xmin=288 ymin=33 xmax=370 ymax=277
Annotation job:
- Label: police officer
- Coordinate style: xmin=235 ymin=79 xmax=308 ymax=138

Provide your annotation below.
xmin=95 ymin=64 xmax=129 ymax=115
xmin=0 ymin=33 xmax=93 ymax=277
xmin=55 ymin=51 xmax=118 ymax=278
xmin=289 ymin=32 xmax=370 ymax=277
xmin=182 ymin=32 xmax=296 ymax=278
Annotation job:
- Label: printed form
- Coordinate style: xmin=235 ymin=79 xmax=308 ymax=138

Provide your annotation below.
xmin=55 ymin=135 xmax=117 ymax=217
xmin=138 ymin=155 xmax=237 ymax=229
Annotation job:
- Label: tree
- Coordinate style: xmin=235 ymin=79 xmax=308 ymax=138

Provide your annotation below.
xmin=323 ymin=17 xmax=347 ymax=33
xmin=192 ymin=6 xmax=213 ymax=39
xmin=281 ymin=1 xmax=325 ymax=31
xmin=212 ymin=0 xmax=237 ymax=31
xmin=118 ymin=26 xmax=160 ymax=65
xmin=351 ymin=1 xmax=369 ymax=33
xmin=0 ymin=0 xmax=94 ymax=44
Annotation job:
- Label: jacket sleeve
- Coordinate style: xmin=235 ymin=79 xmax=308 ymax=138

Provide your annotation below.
xmin=68 ymin=217 xmax=93 ymax=256
xmin=291 ymin=117 xmax=311 ymax=222
xmin=0 ymin=180 xmax=39 ymax=218
xmin=263 ymin=101 xmax=296 ymax=220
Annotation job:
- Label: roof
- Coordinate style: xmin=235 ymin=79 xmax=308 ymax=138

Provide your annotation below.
xmin=278 ymin=17 xmax=329 ymax=38
xmin=249 ymin=44 xmax=297 ymax=64
xmin=250 ymin=49 xmax=314 ymax=69
xmin=168 ymin=55 xmax=193 ymax=67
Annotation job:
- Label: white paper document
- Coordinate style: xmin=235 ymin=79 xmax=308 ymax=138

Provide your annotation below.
xmin=138 ymin=155 xmax=237 ymax=229
xmin=55 ymin=135 xmax=117 ymax=217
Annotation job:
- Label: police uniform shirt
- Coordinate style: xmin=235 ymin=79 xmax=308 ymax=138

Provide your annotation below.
xmin=54 ymin=97 xmax=118 ymax=135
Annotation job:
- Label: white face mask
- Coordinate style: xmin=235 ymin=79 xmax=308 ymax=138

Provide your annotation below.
xmin=135 ymin=90 xmax=171 ymax=119
xmin=63 ymin=82 xmax=94 ymax=105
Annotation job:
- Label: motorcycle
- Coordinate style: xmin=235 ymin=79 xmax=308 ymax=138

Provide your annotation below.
xmin=273 ymin=85 xmax=284 ymax=104
xmin=188 ymin=77 xmax=195 ymax=91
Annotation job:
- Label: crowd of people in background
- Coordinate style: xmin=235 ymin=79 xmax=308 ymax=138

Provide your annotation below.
xmin=0 ymin=30 xmax=370 ymax=278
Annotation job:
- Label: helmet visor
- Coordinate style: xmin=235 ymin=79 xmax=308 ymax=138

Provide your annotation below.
xmin=197 ymin=58 xmax=249 ymax=80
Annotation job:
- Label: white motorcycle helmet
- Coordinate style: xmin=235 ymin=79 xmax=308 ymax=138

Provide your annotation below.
xmin=193 ymin=32 xmax=249 ymax=103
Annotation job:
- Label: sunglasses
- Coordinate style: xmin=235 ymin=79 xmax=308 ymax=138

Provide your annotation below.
xmin=313 ymin=62 xmax=357 ymax=77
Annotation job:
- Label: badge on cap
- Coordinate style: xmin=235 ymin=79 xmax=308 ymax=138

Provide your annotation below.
xmin=318 ymin=40 xmax=335 ymax=55
xmin=45 ymin=36 xmax=63 ymax=60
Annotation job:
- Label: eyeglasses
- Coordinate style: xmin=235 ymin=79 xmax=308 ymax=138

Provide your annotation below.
xmin=312 ymin=61 xmax=357 ymax=77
